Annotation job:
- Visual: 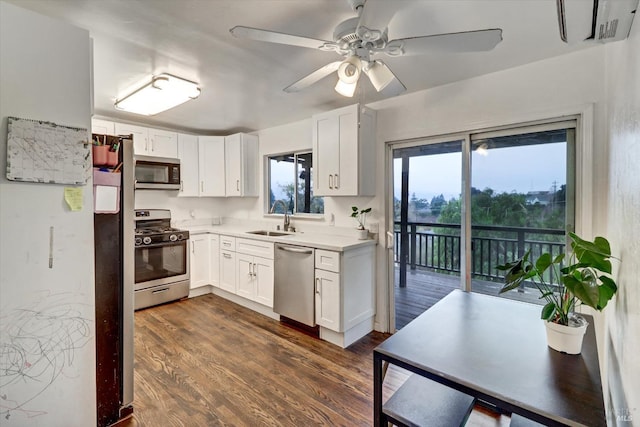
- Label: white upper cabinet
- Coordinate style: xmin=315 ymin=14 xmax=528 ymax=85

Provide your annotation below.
xmin=177 ymin=133 xmax=200 ymax=197
xmin=199 ymin=136 xmax=226 ymax=197
xmin=177 ymin=135 xmax=225 ymax=197
xmin=148 ymin=128 xmax=178 ymax=158
xmin=312 ymin=103 xmax=376 ymax=196
xmin=115 ymin=123 xmax=177 ymax=158
xmin=224 ymin=133 xmax=258 ymax=197
xmin=91 ymin=118 xmax=115 ymax=135
xmin=114 ymin=123 xmax=149 ymax=155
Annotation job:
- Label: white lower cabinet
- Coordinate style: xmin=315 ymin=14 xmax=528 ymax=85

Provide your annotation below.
xmin=190 ymin=234 xmax=210 ymax=289
xmin=315 ymin=268 xmax=340 ymax=331
xmin=314 ymin=245 xmax=376 ymax=348
xmin=209 ymin=234 xmax=220 ymax=287
xmin=219 ymin=249 xmax=236 ymax=294
xmin=235 ymin=238 xmax=274 ymax=307
xmin=237 ymin=254 xmax=274 ymax=307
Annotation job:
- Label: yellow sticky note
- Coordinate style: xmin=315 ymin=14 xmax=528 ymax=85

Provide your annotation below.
xmin=64 ymin=187 xmax=83 ymax=211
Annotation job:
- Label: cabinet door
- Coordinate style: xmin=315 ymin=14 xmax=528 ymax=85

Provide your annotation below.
xmin=334 ymin=107 xmax=358 ymax=195
xmin=209 ymin=234 xmax=220 ymax=287
xmin=236 ymin=253 xmax=254 ymax=300
xmin=315 ymin=269 xmax=341 ymax=332
xmin=115 ymin=123 xmax=149 ymax=155
xmin=219 ymin=250 xmax=236 ymax=294
xmin=177 ymin=134 xmax=199 ymax=197
xmin=312 ymin=114 xmax=339 ymax=195
xmin=92 ymin=118 xmax=115 ymax=135
xmin=224 ymin=134 xmax=242 ymax=196
xmin=149 ymin=129 xmax=178 ymax=158
xmin=190 ymin=235 xmax=210 ymax=289
xmin=254 ymin=257 xmax=274 ymax=307
xmin=199 ymin=136 xmax=226 ymax=196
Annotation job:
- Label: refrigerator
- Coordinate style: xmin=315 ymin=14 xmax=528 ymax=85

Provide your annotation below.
xmin=93 ymin=136 xmax=135 ymax=426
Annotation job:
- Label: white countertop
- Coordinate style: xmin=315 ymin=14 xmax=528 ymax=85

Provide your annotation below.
xmin=183 ymin=224 xmax=376 ymax=252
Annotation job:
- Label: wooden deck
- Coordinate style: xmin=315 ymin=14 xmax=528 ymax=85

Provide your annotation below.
xmin=395 ymin=267 xmax=544 ymax=330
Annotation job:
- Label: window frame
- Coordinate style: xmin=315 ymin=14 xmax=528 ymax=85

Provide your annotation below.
xmin=265 ymin=150 xmax=324 ymax=218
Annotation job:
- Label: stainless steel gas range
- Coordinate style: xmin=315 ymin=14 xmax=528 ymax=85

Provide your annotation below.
xmin=134 ymin=209 xmax=190 ymax=310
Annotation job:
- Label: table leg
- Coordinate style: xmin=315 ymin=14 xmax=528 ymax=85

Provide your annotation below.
xmin=373 ymin=353 xmax=383 ymax=426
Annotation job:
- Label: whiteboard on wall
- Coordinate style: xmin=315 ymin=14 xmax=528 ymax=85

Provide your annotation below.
xmin=6 ymin=116 xmax=91 ymax=185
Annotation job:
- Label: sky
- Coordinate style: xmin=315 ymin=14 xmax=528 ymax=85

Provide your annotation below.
xmin=394 ymin=142 xmax=567 ymax=201
xmin=269 ymin=141 xmax=567 ymax=204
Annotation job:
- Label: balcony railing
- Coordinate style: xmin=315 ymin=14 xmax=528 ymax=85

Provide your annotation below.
xmin=394 ymin=221 xmax=565 ymax=284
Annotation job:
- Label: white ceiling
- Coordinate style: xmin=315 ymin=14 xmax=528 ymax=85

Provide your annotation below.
xmin=9 ymin=0 xmax=598 ymax=134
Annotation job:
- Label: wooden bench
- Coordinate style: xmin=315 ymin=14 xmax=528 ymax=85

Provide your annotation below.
xmin=382 ymin=374 xmax=476 ymax=427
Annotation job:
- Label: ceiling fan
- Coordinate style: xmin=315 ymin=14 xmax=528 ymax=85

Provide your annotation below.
xmin=230 ymin=0 xmax=502 ymax=98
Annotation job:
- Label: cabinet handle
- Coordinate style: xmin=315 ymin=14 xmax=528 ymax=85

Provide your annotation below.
xmin=328 ymin=174 xmax=333 ymax=189
xmin=236 ymin=179 xmax=240 ymax=192
xmin=150 ymin=138 xmax=154 ymax=152
xmin=223 ymin=253 xmax=231 ymax=259
xmin=200 ymin=181 xmax=204 ymax=193
xmin=315 ymin=278 xmax=321 ymax=294
xmin=145 ymin=138 xmax=148 ymax=152
xmin=335 ymin=174 xmax=339 ymax=189
xmin=252 ymin=263 xmax=257 ymax=277
xmin=248 ymin=262 xmax=254 ymax=277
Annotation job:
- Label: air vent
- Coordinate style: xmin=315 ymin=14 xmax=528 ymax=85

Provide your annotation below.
xmin=597 ymin=18 xmax=619 ymax=40
xmin=557 ymin=0 xmax=638 ymax=44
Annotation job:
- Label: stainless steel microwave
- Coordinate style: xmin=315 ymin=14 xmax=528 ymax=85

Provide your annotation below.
xmin=134 ymin=155 xmax=181 ymax=190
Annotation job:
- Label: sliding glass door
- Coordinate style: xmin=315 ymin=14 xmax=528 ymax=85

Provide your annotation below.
xmin=392 ymin=139 xmax=463 ymax=330
xmin=469 ymin=125 xmax=575 ymax=302
xmin=388 ymin=120 xmax=576 ymax=331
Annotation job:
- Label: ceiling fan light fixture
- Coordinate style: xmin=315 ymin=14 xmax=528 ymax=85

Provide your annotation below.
xmin=335 ymin=79 xmax=358 ymax=97
xmin=115 ymin=74 xmax=200 ymax=116
xmin=337 ymin=56 xmax=362 ymax=84
xmin=365 ymin=60 xmax=394 ymax=91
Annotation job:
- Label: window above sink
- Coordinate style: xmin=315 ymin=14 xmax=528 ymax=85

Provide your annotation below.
xmin=267 ymin=151 xmax=323 ymax=217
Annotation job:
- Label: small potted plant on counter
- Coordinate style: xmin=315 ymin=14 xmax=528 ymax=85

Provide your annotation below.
xmin=496 ymin=232 xmax=619 ymax=354
xmin=351 ymin=206 xmax=372 ymax=240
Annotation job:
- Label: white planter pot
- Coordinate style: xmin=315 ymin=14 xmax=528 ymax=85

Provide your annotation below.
xmin=544 ymin=316 xmax=588 ymax=354
xmin=356 ymin=229 xmax=369 ymax=240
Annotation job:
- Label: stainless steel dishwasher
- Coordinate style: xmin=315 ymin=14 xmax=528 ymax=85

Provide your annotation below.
xmin=273 ymin=243 xmax=315 ymax=326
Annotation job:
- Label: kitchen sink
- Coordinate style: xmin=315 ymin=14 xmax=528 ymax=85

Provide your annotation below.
xmin=246 ymin=230 xmax=292 ymax=237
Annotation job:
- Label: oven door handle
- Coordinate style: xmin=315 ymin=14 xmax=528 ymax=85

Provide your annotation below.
xmin=135 ymin=241 xmax=188 ymax=250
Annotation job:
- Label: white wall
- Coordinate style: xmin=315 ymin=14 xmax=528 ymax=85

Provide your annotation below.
xmin=603 ymin=20 xmax=640 ymax=425
xmin=0 ymin=2 xmax=96 ymax=425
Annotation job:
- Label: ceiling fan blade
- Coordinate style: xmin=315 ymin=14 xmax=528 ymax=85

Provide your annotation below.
xmin=284 ymin=61 xmax=343 ymax=93
xmin=230 ymin=26 xmax=333 ymax=50
xmin=364 ymin=60 xmax=406 ymax=97
xmin=386 ymin=28 xmax=503 ymax=56
xmin=356 ymin=0 xmax=397 ymax=42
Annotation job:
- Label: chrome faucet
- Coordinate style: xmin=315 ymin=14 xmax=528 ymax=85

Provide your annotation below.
xmin=269 ymin=200 xmax=291 ymax=231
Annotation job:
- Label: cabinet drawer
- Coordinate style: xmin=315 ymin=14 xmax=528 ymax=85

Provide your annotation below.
xmin=220 ymin=235 xmax=236 ymax=251
xmin=236 ymin=238 xmax=274 ymax=259
xmin=315 ymin=249 xmax=340 ymax=273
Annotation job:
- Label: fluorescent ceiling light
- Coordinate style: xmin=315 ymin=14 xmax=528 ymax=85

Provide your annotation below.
xmin=115 ymin=74 xmax=200 ymax=116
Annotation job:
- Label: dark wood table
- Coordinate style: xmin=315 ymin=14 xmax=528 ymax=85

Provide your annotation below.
xmin=373 ymin=290 xmax=606 ymax=426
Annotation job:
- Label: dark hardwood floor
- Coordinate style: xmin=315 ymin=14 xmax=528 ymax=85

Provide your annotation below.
xmin=118 ymin=293 xmax=509 ymax=426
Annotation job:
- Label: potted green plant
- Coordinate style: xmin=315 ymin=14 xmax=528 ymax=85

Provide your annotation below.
xmin=351 ymin=206 xmax=372 ymax=240
xmin=496 ymin=232 xmax=618 ymax=354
